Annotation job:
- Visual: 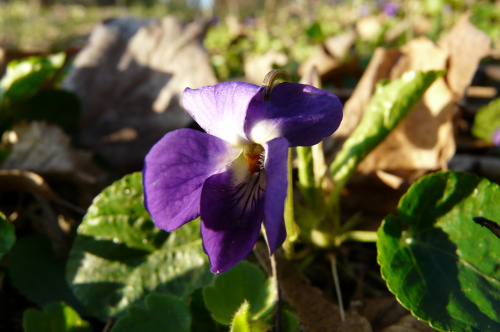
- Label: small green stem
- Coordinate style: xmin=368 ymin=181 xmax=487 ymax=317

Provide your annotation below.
xmin=336 ymin=230 xmax=378 ymax=246
xmin=296 ymin=146 xmax=315 ymax=201
xmin=270 ymin=254 xmax=282 ymax=332
xmin=283 ymin=147 xmax=298 ymax=257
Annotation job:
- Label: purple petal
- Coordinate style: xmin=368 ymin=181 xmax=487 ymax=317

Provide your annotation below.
xmin=143 ymin=129 xmax=241 ymax=232
xmin=200 ymin=168 xmax=266 ymax=273
xmin=493 ymin=128 xmax=500 ymax=146
xmin=183 ymin=82 xmax=261 ymax=145
xmin=245 ymin=82 xmax=343 ymax=147
xmin=263 ymin=137 xmax=288 ymax=254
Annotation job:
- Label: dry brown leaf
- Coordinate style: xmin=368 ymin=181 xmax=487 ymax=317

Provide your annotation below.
xmin=380 ymin=315 xmax=435 ymax=332
xmin=0 ymin=169 xmax=76 ymax=257
xmin=254 ymin=243 xmax=372 ymax=332
xmin=1 ymin=121 xmax=100 ymax=183
xmin=437 ymin=12 xmax=492 ymax=97
xmin=331 ymin=13 xmax=492 ymax=179
xmin=0 ymin=169 xmax=58 ymax=200
xmin=333 ymin=47 xmax=401 ymax=139
xmin=244 ymin=50 xmax=288 ymax=84
xmin=63 ymin=17 xmax=217 ymax=173
xmin=484 ymin=65 xmax=500 ymax=82
xmin=359 ymin=37 xmax=455 ymax=173
xmin=360 ymin=297 xmax=410 ymax=332
xmin=299 ymin=44 xmax=341 ymax=79
xmin=324 ymin=30 xmax=356 ymax=60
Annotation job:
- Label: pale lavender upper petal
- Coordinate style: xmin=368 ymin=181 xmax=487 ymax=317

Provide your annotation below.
xmin=263 ymin=137 xmax=288 ymax=254
xmin=200 ymin=168 xmax=266 ymax=273
xmin=245 ymin=82 xmax=343 ymax=147
xmin=143 ymin=129 xmax=241 ymax=232
xmin=183 ymin=82 xmax=261 ymax=145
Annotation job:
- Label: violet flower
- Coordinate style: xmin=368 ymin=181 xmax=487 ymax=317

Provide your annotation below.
xmin=143 ymin=79 xmax=343 ymax=273
xmin=493 ymin=128 xmax=500 ymax=146
xmin=383 ymin=2 xmax=398 ymax=17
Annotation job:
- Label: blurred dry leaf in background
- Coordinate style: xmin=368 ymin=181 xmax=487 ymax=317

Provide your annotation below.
xmin=299 ymin=30 xmax=357 ymax=81
xmin=1 ymin=121 xmax=99 ymax=183
xmin=332 ymin=13 xmax=492 ymax=180
xmin=63 ymin=16 xmax=217 ymax=173
xmin=244 ymin=50 xmax=288 ymax=84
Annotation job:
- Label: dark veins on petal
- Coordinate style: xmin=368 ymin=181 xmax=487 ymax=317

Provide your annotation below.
xmin=201 ymin=170 xmax=266 ymax=232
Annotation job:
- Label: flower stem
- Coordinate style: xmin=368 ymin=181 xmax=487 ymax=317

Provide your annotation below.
xmin=283 ymin=147 xmax=298 ymax=257
xmin=270 ymin=253 xmax=282 ymax=332
xmin=337 ymin=230 xmax=378 ymax=246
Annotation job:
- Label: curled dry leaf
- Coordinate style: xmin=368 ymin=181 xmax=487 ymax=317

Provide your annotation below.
xmin=1 ymin=121 xmax=99 ymax=184
xmin=244 ymin=50 xmax=288 ymax=85
xmin=299 ymin=30 xmax=357 ymax=81
xmin=63 ymin=16 xmax=217 ymax=173
xmin=0 ymin=122 xmax=98 ymax=257
xmin=437 ymin=12 xmax=492 ymax=98
xmin=0 ymin=170 xmax=73 ymax=257
xmin=331 ymin=13 xmax=492 ymax=179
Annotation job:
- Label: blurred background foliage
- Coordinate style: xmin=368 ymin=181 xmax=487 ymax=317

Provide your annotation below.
xmin=0 ymin=0 xmax=498 ymax=80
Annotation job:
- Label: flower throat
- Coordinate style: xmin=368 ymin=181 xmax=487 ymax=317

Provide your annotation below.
xmin=244 ymin=144 xmax=264 ymax=174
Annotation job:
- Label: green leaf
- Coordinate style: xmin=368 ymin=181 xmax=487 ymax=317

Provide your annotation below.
xmin=8 ymin=234 xmax=86 ymax=314
xmin=296 ymin=146 xmax=316 ymax=204
xmin=329 ymin=70 xmax=445 ymax=192
xmin=377 ymin=171 xmax=500 ymax=332
xmin=230 ymin=301 xmax=271 ymax=332
xmin=111 ymin=293 xmax=191 ymax=332
xmin=0 ymin=53 xmax=65 ymax=131
xmin=189 ymin=288 xmax=223 ymax=332
xmin=282 ymin=310 xmax=300 ymax=332
xmin=284 ymin=147 xmax=299 ymax=245
xmin=0 ymin=212 xmax=15 ymax=259
xmin=0 ymin=147 xmax=11 ymax=163
xmin=66 ymin=172 xmax=213 ymax=321
xmin=471 ymin=97 xmax=500 ymax=143
xmin=230 ymin=301 xmax=251 ymax=332
xmin=23 ymin=302 xmax=91 ymax=332
xmin=203 ymin=261 xmax=276 ymax=326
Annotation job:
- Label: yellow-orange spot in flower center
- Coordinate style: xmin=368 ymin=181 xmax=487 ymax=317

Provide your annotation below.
xmin=244 ymin=144 xmax=264 ymax=174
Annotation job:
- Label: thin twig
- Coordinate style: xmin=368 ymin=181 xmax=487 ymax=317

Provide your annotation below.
xmin=102 ymin=317 xmax=116 ymax=332
xmin=328 ymin=254 xmax=345 ymax=322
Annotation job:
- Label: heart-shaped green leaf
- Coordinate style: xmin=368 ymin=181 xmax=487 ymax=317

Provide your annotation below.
xmin=66 ymin=172 xmax=213 ymax=321
xmin=9 ymin=234 xmax=86 ymax=314
xmin=189 ymin=288 xmax=221 ymax=332
xmin=23 ymin=302 xmax=91 ymax=332
xmin=203 ymin=261 xmax=276 ymax=326
xmin=110 ymin=293 xmax=191 ymax=332
xmin=377 ymin=171 xmax=500 ymax=332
